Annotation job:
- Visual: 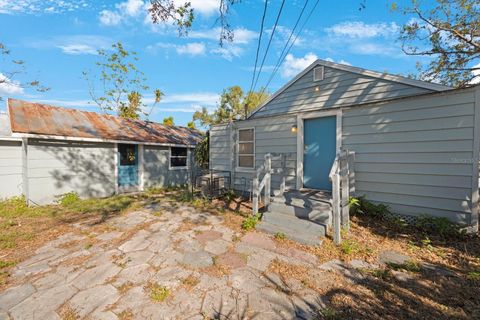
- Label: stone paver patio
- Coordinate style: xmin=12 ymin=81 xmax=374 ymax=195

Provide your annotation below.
xmin=0 ymin=201 xmax=357 ymax=320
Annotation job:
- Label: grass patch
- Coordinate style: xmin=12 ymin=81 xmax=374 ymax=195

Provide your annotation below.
xmin=274 ymin=232 xmax=287 ymax=241
xmin=241 ymin=214 xmax=261 ymax=231
xmin=467 ymin=271 xmax=480 ymax=281
xmin=340 ymin=239 xmax=360 ymax=255
xmin=147 ymin=283 xmax=170 ymax=302
xmin=57 ymin=192 xmax=80 ymax=207
xmin=0 ymin=260 xmax=16 ymax=269
xmin=386 ymin=261 xmax=422 ymax=273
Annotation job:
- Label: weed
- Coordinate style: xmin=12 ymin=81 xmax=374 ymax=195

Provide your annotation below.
xmin=340 ymin=239 xmax=360 ymax=255
xmin=147 ymin=283 xmax=170 ymax=302
xmin=118 ymin=309 xmax=134 ymax=320
xmin=57 ymin=192 xmax=80 ymax=207
xmin=387 ymin=261 xmax=422 ymax=273
xmin=274 ymin=232 xmax=287 ymax=240
xmin=0 ymin=260 xmax=16 ymax=269
xmin=467 ymin=271 xmax=480 ymax=281
xmin=349 ymin=196 xmax=390 ymax=218
xmin=415 ymin=214 xmax=465 ymax=239
xmin=84 ymin=243 xmax=93 ymax=250
xmin=182 ymin=274 xmax=200 ymax=289
xmin=221 ymin=190 xmax=237 ymax=203
xmin=0 ymin=196 xmax=29 ymax=218
xmin=241 ymin=214 xmax=261 ymax=231
xmin=319 ymin=307 xmax=341 ymax=320
xmin=59 ymin=305 xmax=79 ymax=320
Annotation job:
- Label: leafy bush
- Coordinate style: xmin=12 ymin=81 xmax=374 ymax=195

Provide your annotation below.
xmin=415 ymin=214 xmax=465 ymax=239
xmin=242 ymin=214 xmax=261 ymax=231
xmin=57 ymin=192 xmax=80 ymax=206
xmin=349 ymin=196 xmax=391 ymax=218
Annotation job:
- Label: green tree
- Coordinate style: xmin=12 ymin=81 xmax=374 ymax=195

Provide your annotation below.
xmin=0 ymin=42 xmax=49 ymax=100
xmin=163 ymin=116 xmax=174 ymax=126
xmin=187 ymin=121 xmax=196 ymax=129
xmin=192 ymin=86 xmax=268 ymax=127
xmin=397 ymin=0 xmax=480 ymax=87
xmin=83 ymin=42 xmax=163 ymax=119
xmin=194 ymin=133 xmax=209 ymax=168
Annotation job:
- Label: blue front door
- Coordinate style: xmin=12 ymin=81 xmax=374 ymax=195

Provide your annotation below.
xmin=303 ymin=116 xmax=337 ymax=191
xmin=118 ymin=144 xmax=138 ymax=188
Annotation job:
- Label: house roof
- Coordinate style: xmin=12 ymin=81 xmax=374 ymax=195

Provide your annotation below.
xmin=7 ymin=99 xmax=202 ymax=146
xmin=248 ymin=59 xmax=452 ymax=118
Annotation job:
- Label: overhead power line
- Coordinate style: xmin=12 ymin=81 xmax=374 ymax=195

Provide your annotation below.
xmin=261 ymin=0 xmax=320 ymax=94
xmin=248 ymin=0 xmax=269 ymax=95
xmin=252 ymin=0 xmax=286 ymax=92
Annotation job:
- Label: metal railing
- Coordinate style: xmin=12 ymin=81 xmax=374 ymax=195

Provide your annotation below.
xmin=329 ymin=149 xmax=355 ymax=244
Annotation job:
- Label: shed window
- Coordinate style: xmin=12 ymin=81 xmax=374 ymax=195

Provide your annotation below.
xmin=170 ymin=147 xmax=188 ymax=168
xmin=238 ymin=128 xmax=255 ymax=168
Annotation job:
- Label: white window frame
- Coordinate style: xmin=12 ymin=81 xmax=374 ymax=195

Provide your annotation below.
xmin=169 ymin=146 xmax=189 ymax=170
xmin=236 ymin=127 xmax=255 ymax=171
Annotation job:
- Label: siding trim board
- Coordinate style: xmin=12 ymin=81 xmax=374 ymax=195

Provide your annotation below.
xmin=471 ymin=87 xmax=480 ymax=232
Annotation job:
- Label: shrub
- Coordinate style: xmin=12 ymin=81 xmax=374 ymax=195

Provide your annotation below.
xmin=57 ymin=192 xmax=80 ymax=206
xmin=415 ymin=214 xmax=465 ymax=239
xmin=241 ymin=214 xmax=261 ymax=231
xmin=349 ymin=196 xmax=390 ymax=218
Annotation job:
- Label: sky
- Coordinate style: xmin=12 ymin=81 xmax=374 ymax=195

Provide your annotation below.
xmin=0 ymin=0 xmax=435 ymax=127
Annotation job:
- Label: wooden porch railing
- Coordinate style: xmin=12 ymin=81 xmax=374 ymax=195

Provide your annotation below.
xmin=252 ymin=154 xmax=272 ymax=215
xmin=329 ymin=149 xmax=355 ymax=244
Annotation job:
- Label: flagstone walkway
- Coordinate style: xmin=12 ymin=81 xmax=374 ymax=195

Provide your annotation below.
xmin=0 ymin=201 xmax=351 ymax=320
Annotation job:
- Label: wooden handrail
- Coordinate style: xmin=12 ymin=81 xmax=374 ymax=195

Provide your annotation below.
xmin=329 ymin=149 xmax=355 ymax=244
xmin=252 ymin=153 xmax=272 ymax=215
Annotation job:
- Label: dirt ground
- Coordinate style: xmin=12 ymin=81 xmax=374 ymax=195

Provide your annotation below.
xmin=0 ymin=190 xmax=479 ymax=319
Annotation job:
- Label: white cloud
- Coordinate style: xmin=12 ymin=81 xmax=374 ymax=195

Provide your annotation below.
xmin=161 ymin=92 xmax=219 ymax=105
xmin=470 ymin=63 xmax=480 ymax=84
xmin=99 ymin=10 xmax=122 ymax=26
xmin=0 ymin=0 xmax=90 ymax=14
xmin=28 ymin=35 xmax=112 ymax=55
xmin=211 ymin=45 xmax=243 ymax=61
xmin=189 ymin=27 xmax=257 ymax=44
xmin=0 ymin=74 xmax=24 ymax=96
xmin=326 ymin=21 xmax=400 ymax=39
xmin=281 ymin=53 xmax=318 ymax=78
xmin=57 ymin=44 xmax=98 ymax=55
xmin=176 ymin=42 xmax=206 ymax=56
xmin=148 ymin=42 xmax=206 ymax=56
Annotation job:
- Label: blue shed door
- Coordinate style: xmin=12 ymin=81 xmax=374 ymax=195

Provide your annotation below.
xmin=303 ymin=116 xmax=337 ymax=191
xmin=118 ymin=144 xmax=138 ymax=187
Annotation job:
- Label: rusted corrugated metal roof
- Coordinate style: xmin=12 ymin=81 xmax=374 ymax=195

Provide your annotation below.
xmin=8 ymin=99 xmax=202 ymax=145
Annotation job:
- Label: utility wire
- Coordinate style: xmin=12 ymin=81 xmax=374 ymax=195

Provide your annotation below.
xmin=261 ymin=0 xmax=320 ymax=95
xmin=248 ymin=0 xmax=269 ymax=95
xmin=252 ymin=0 xmax=286 ymax=92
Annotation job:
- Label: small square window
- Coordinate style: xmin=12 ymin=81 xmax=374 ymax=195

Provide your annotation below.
xmin=170 ymin=147 xmax=188 ymax=168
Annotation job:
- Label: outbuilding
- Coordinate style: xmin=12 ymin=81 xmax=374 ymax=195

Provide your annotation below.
xmin=0 ymin=99 xmax=202 ymax=205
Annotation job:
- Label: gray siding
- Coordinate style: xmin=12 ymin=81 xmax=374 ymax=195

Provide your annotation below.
xmin=0 ymin=141 xmax=23 ymax=199
xmin=210 ymin=124 xmax=232 ymax=172
xmin=27 ymin=140 xmax=116 ymax=204
xmin=210 ymin=116 xmax=297 ymax=195
xmin=251 ymin=66 xmax=432 ymax=118
xmin=343 ymin=89 xmax=477 ymax=224
xmin=143 ymin=145 xmax=190 ymax=187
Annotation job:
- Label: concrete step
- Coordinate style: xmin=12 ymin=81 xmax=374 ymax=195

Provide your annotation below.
xmin=257 ymin=221 xmax=323 ymax=246
xmin=262 ymin=211 xmax=326 ymax=237
xmin=268 ymin=202 xmax=331 ymax=224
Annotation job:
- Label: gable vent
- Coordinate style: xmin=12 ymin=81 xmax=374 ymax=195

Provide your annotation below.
xmin=313 ymin=66 xmax=324 ymax=81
